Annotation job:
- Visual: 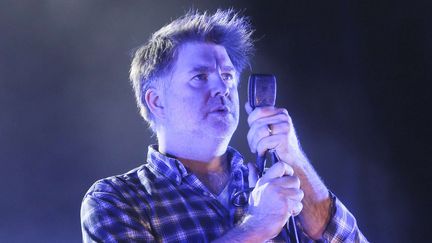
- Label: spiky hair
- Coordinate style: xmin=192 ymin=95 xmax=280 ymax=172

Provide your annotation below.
xmin=129 ymin=9 xmax=254 ymax=131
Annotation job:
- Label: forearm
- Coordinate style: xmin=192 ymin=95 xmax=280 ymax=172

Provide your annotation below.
xmin=212 ymin=215 xmax=268 ymax=243
xmin=289 ymin=153 xmax=368 ymax=242
xmin=293 ymin=153 xmax=332 ymax=239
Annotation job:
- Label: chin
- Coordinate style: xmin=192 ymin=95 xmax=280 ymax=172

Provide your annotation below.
xmin=209 ymin=121 xmax=238 ymax=139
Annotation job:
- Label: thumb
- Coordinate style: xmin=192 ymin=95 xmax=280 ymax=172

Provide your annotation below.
xmin=260 ymin=162 xmax=294 ymax=184
xmin=244 ymin=102 xmax=253 ymax=115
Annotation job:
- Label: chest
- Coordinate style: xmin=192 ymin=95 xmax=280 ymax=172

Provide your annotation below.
xmin=144 ymin=182 xmax=237 ymax=242
xmin=194 ymin=170 xmax=230 ymax=195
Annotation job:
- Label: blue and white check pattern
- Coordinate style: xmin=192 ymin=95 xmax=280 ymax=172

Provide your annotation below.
xmin=81 ymin=145 xmax=367 ymax=242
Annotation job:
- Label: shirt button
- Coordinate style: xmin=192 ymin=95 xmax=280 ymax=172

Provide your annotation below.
xmin=203 ymin=191 xmax=210 ymax=196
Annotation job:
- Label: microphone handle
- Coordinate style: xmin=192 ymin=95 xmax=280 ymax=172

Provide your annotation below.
xmin=256 ymin=150 xmax=300 ymax=243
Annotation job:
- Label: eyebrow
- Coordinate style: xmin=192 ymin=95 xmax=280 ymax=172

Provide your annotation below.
xmin=188 ymin=65 xmax=235 ymax=73
xmin=221 ymin=66 xmax=236 ymax=72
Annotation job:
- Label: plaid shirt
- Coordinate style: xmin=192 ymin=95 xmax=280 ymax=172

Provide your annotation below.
xmin=81 ymin=145 xmax=367 ymax=242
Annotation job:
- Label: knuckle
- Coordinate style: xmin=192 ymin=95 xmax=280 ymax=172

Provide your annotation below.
xmin=279 ymin=108 xmax=288 ymax=115
xmin=284 ymin=164 xmax=294 ymax=176
xmin=288 ymin=199 xmax=301 ymax=211
xmin=256 ymin=119 xmax=268 ymax=129
xmin=256 ymin=141 xmax=262 ymax=153
xmin=256 ymin=139 xmax=266 ymax=155
xmin=247 ymin=118 xmax=253 ymax=126
xmin=279 ymin=124 xmax=289 ymax=133
xmin=277 ymin=113 xmax=289 ymax=121
xmin=294 ymin=202 xmax=303 ymax=215
xmin=259 ymin=126 xmax=270 ymax=138
xmin=247 ymin=111 xmax=258 ymax=126
xmin=298 ymin=202 xmax=303 ymax=211
xmin=246 ymin=130 xmax=253 ymax=142
xmin=297 ymin=189 xmax=304 ymax=200
xmin=297 ymin=201 xmax=303 ymax=209
xmin=287 ymin=176 xmax=300 ymax=187
xmin=287 ymin=115 xmax=293 ymax=124
xmin=275 ymin=161 xmax=284 ymax=169
xmin=294 ymin=176 xmax=301 ymax=187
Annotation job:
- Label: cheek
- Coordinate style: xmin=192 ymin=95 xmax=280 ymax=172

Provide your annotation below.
xmin=231 ymin=90 xmax=240 ymax=107
xmin=170 ymin=92 xmax=206 ymax=114
xmin=183 ymin=93 xmax=207 ymax=108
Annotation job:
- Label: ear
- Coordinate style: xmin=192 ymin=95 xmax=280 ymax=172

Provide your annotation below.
xmin=144 ymin=88 xmax=165 ymax=120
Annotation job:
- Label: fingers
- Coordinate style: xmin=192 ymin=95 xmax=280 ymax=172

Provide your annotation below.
xmin=256 ymin=161 xmax=298 ymax=189
xmin=289 ymin=197 xmax=304 ymax=217
xmin=268 ymin=186 xmax=304 ymax=213
xmin=281 ymin=187 xmax=304 ymax=215
xmin=259 ymin=162 xmax=294 ymax=184
xmin=245 ymin=104 xmax=292 ymax=154
xmin=245 ymin=102 xmax=253 ymax=115
xmin=247 ymin=120 xmax=290 ymax=153
xmin=251 ymin=132 xmax=288 ymax=156
xmin=258 ymin=162 xmax=303 ymax=204
xmin=253 ymin=176 xmax=304 ymax=218
xmin=246 ymin=104 xmax=289 ymax=126
xmin=263 ymin=175 xmax=304 ymax=216
xmin=247 ymin=161 xmax=304 ymax=236
xmin=270 ymin=175 xmax=301 ymax=189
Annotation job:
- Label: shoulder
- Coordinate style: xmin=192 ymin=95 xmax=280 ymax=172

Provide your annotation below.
xmin=86 ymin=166 xmax=142 ymax=194
xmin=80 ymin=165 xmax=156 ymax=226
xmin=80 ymin=165 xmax=158 ymax=242
xmin=81 ymin=164 xmax=156 ymax=210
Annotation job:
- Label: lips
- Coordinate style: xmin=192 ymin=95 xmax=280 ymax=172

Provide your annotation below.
xmin=210 ymin=106 xmax=231 ymax=113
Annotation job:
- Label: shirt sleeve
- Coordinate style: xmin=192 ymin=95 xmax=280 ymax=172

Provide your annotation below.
xmin=322 ymin=192 xmax=369 ymax=243
xmin=80 ymin=180 xmax=155 ymax=243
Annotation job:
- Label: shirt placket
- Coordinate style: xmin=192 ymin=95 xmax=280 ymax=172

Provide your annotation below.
xmin=183 ymin=174 xmax=230 ymax=220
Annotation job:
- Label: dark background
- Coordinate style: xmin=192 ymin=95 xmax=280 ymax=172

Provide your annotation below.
xmin=0 ymin=1 xmax=430 ymax=242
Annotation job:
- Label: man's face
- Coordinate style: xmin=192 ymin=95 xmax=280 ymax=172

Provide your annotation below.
xmin=159 ymin=41 xmax=240 ymax=140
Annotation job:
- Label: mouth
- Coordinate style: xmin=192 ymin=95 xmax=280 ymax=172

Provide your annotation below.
xmin=210 ymin=106 xmax=231 ymax=114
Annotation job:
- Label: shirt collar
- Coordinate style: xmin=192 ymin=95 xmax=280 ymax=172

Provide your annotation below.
xmin=146 ymin=144 xmax=245 ymax=185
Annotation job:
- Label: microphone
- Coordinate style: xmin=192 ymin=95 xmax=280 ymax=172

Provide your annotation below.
xmin=248 ymin=74 xmax=277 ymax=176
xmin=248 ymin=74 xmax=299 ymax=243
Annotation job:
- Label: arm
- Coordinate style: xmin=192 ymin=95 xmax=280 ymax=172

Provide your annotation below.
xmin=245 ymin=104 xmax=368 ymax=241
xmin=292 ymin=152 xmax=333 ymax=239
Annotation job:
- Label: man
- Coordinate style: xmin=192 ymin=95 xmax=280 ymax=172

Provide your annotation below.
xmin=81 ymin=9 xmax=367 ymax=242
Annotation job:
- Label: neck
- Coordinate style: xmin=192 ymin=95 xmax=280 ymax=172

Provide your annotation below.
xmin=157 ymin=129 xmax=233 ymax=195
xmin=157 ymin=128 xmax=231 ymax=166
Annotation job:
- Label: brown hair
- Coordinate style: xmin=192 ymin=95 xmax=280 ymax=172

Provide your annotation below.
xmin=129 ymin=9 xmax=254 ymax=130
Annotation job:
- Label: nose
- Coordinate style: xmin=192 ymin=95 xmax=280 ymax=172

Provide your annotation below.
xmin=211 ymin=74 xmax=230 ymax=97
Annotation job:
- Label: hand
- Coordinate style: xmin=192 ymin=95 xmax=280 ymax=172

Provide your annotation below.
xmin=244 ymin=162 xmax=304 ymax=240
xmin=245 ymin=103 xmax=305 ymax=168
xmin=245 ymin=103 xmax=333 ymax=240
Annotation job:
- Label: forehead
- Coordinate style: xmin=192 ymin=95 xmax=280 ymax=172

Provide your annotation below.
xmin=172 ymin=42 xmax=235 ymax=72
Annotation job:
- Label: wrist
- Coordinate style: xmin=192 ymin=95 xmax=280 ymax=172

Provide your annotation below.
xmin=212 ymin=215 xmax=268 ymax=243
xmin=237 ymin=215 xmax=269 ymax=242
xmin=280 ymin=149 xmax=309 ymax=170
xmin=298 ymin=191 xmax=333 ymax=240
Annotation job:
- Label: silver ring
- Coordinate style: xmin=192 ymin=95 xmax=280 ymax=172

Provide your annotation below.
xmin=267 ymin=125 xmax=273 ymax=136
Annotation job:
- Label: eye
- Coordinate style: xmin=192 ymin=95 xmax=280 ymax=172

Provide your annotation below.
xmin=192 ymin=73 xmax=208 ymax=82
xmin=221 ymin=73 xmax=234 ymax=82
